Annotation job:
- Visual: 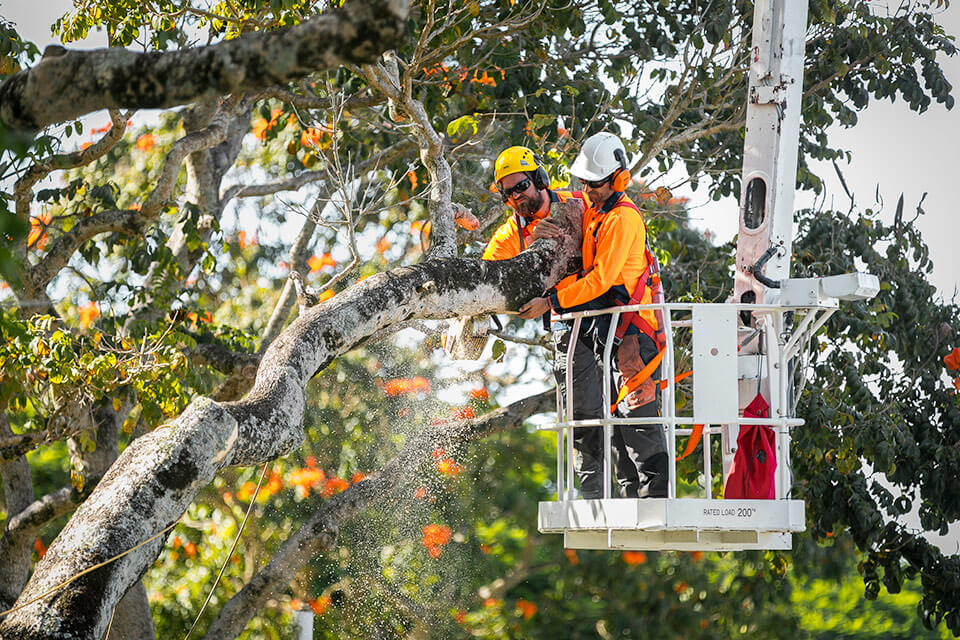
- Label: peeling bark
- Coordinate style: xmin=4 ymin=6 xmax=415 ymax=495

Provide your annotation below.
xmin=0 ymin=0 xmax=408 ymax=131
xmin=0 ymin=200 xmax=582 ymax=639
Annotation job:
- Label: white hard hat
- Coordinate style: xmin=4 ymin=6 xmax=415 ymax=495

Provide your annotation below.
xmin=569 ymin=132 xmax=628 ymax=182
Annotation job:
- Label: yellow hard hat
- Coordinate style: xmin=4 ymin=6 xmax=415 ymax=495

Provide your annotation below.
xmin=494 ymin=146 xmax=541 ymax=183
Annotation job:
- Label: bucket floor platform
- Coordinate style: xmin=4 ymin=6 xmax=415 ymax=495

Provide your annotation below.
xmin=539 ymin=498 xmax=805 ymax=551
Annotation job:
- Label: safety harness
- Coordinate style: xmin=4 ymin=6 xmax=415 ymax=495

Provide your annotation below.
xmin=580 ymin=194 xmax=666 ymax=349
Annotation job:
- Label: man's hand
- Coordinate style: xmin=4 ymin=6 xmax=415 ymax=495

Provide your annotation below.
xmin=530 ymin=219 xmax=563 ymax=240
xmin=518 ymin=297 xmax=550 ymax=319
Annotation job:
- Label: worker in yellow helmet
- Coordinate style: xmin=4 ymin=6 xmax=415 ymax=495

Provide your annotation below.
xmin=482 ymin=146 xmax=587 ymax=261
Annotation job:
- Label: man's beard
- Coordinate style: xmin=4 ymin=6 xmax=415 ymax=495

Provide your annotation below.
xmin=515 ymin=190 xmax=545 ymax=219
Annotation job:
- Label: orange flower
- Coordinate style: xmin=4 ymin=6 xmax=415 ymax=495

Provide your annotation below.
xmin=383 ymin=377 xmax=431 ymax=396
xmin=351 ymin=471 xmax=366 ymax=484
xmin=451 ymin=405 xmax=475 ymax=420
xmin=222 ymin=491 xmax=233 ymax=503
xmin=431 ymin=448 xmax=446 ymax=460
xmin=479 ymin=543 xmax=491 ymax=554
xmin=309 ymin=596 xmax=332 ymax=615
xmin=410 ymin=220 xmax=425 ymax=233
xmin=414 ymin=486 xmax=428 ymax=499
xmin=80 ymin=141 xmax=92 ymax=151
xmin=236 ymin=481 xmax=257 ymax=502
xmin=300 ymin=127 xmax=330 ymax=148
xmin=172 ymin=536 xmax=182 ymax=549
xmin=183 ymin=541 xmax=197 ymax=558
xmin=79 ymin=301 xmax=100 ymax=328
xmin=237 ymin=230 xmax=257 ymax=249
xmin=407 ymin=170 xmax=418 ymax=191
xmin=308 ymin=252 xmax=336 ymax=272
xmin=564 ymin=549 xmax=579 ymax=565
xmin=483 ymin=598 xmax=499 ymax=608
xmin=690 ymin=551 xmax=703 ymax=562
xmin=289 ymin=467 xmax=325 ymax=497
xmin=323 ymin=476 xmax=349 ymax=497
xmin=289 ymin=598 xmax=304 ymax=611
xmin=557 ymin=127 xmax=569 ymax=138
xmin=317 ymin=289 xmax=335 ymax=302
xmin=470 ymin=70 xmax=497 ymax=86
xmin=376 ymin=237 xmax=391 ymax=254
xmin=252 ymin=108 xmax=284 ymax=141
xmin=27 ymin=211 xmax=52 ymax=249
xmin=129 ymin=202 xmax=142 ymax=211
xmin=469 ymin=387 xmax=489 ymax=401
xmin=515 ymin=599 xmax=537 ymax=620
xmin=622 ymin=551 xmax=647 ymax=565
xmin=945 ymin=347 xmax=960 ymax=371
xmin=421 ymin=523 xmax=452 ymax=557
xmin=33 ymin=538 xmax=47 ymax=559
xmin=136 ymin=133 xmax=156 ymax=151
xmin=435 ymin=458 xmax=463 ymax=477
xmin=453 ymin=610 xmax=467 ymax=624
xmin=305 ymin=455 xmax=317 ymax=468
xmin=673 ymin=581 xmax=689 ymax=594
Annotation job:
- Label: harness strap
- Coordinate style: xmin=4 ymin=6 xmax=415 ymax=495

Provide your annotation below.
xmin=610 ymin=347 xmax=665 ymax=413
xmin=677 ymin=424 xmax=704 ymax=461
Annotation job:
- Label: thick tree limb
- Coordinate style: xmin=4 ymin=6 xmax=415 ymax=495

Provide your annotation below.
xmin=0 ymin=411 xmax=36 ymax=610
xmin=0 ymin=200 xmax=582 ymax=639
xmin=203 ymin=388 xmax=555 ymax=638
xmin=0 ymin=0 xmax=409 ymax=131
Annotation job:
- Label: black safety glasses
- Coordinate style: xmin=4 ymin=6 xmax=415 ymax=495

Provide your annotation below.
xmin=581 ymin=176 xmax=611 ymax=189
xmin=498 ymin=177 xmax=532 ymax=201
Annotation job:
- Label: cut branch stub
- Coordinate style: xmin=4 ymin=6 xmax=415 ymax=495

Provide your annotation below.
xmin=0 ymin=0 xmax=408 ymax=131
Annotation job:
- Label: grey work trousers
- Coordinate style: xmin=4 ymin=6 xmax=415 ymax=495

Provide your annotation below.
xmin=553 ymin=320 xmax=667 ymax=498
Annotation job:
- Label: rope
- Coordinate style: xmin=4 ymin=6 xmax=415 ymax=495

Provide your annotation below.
xmin=0 ymin=519 xmax=181 ymax=621
xmin=183 ymin=462 xmax=269 ymax=640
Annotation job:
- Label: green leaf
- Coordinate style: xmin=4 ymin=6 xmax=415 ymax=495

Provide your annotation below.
xmin=446 ymin=115 xmax=479 ymax=140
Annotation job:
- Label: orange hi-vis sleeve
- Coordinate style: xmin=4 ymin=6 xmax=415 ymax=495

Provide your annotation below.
xmin=554 ymin=195 xmax=657 ymax=330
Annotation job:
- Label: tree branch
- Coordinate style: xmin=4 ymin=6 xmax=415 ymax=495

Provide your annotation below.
xmin=0 ymin=0 xmax=409 ymax=130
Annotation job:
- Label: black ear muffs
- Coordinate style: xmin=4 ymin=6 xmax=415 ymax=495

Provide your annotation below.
xmin=531 ymin=153 xmax=550 ymax=191
xmin=611 ymin=148 xmax=631 ymax=192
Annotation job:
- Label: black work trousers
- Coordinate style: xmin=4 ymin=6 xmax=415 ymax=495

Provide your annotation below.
xmin=553 ymin=318 xmax=667 ymax=499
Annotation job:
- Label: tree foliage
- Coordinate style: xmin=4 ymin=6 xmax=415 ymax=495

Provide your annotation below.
xmin=0 ymin=0 xmax=957 ymax=637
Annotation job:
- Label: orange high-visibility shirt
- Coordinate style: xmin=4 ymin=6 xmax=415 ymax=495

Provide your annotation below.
xmin=481 ymin=190 xmax=584 ymax=261
xmin=554 ymin=193 xmax=658 ymax=330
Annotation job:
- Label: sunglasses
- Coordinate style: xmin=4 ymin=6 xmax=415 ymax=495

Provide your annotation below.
xmin=498 ymin=177 xmax=532 ymax=201
xmin=581 ymin=176 xmax=611 ymax=189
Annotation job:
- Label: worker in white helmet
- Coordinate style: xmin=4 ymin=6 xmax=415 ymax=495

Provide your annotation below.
xmin=520 ymin=131 xmax=668 ymax=499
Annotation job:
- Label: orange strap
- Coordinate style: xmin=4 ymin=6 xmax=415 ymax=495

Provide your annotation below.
xmin=611 ymin=348 xmax=665 ymax=412
xmin=659 ymin=369 xmax=693 ymax=390
xmin=677 ymin=424 xmax=704 ymax=461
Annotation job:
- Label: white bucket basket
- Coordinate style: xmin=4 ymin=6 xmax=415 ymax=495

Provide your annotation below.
xmin=537 ymin=273 xmax=878 ymax=551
